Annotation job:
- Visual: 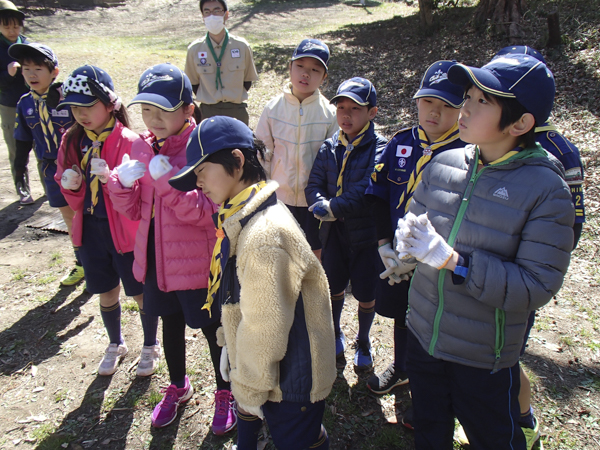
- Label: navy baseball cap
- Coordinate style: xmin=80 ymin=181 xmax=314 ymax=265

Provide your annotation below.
xmin=330 ymin=77 xmax=376 ymax=107
xmin=494 ymin=45 xmax=546 ymax=64
xmin=291 ymin=39 xmax=330 ymax=72
xmin=8 ymin=43 xmax=58 ymax=67
xmin=413 ymin=60 xmax=464 ymax=108
xmin=169 ymin=116 xmax=255 ymax=192
xmin=448 ymin=54 xmax=555 ymax=125
xmin=129 ymin=63 xmax=193 ymax=111
xmin=58 ymin=65 xmax=115 ymax=110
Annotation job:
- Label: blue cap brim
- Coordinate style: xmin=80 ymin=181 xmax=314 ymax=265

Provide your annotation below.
xmin=291 ymin=54 xmax=328 ymax=71
xmin=448 ymin=64 xmax=515 ymax=99
xmin=413 ymin=88 xmax=464 ymax=108
xmin=128 ymin=93 xmax=184 ymax=112
xmin=57 ymin=95 xmax=99 ymax=110
xmin=330 ymin=92 xmax=370 ymax=107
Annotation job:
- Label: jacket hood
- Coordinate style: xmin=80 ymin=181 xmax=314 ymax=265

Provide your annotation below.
xmin=474 ymin=143 xmax=566 ymax=179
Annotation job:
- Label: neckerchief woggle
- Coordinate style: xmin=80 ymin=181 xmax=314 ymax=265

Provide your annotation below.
xmin=205 ymin=30 xmax=230 ymax=91
xmin=31 ymin=89 xmax=59 ymax=154
xmin=396 ymin=122 xmax=460 ymax=213
xmin=204 ymin=181 xmax=267 ymax=315
xmin=336 ymin=122 xmax=370 ymax=197
xmin=81 ymin=116 xmax=115 ymax=214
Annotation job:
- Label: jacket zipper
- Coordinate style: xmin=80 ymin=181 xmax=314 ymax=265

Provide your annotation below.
xmin=296 ymin=104 xmax=303 ymax=205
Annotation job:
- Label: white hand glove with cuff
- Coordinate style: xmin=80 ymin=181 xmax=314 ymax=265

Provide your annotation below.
xmin=61 ymin=166 xmax=82 ymax=190
xmin=115 ymin=154 xmax=146 ymax=188
xmin=219 ymin=345 xmax=230 ymax=382
xmin=308 ymin=199 xmax=336 ymax=222
xmin=399 ymin=212 xmax=454 ymax=269
xmin=89 ymin=157 xmax=110 ymax=184
xmin=149 ymin=155 xmax=173 ymax=180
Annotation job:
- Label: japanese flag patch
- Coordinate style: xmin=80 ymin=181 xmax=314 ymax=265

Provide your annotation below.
xmin=198 ymin=51 xmax=208 ymax=59
xmin=396 ymin=145 xmax=412 ymax=157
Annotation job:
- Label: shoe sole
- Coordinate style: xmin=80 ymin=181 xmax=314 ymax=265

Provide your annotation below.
xmin=367 ymin=377 xmax=409 ymax=395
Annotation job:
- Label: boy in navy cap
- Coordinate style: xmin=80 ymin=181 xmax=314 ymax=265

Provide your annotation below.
xmin=394 ymin=54 xmax=574 ymax=449
xmin=10 ymin=42 xmax=84 ymax=286
xmin=365 ymin=61 xmax=465 ymax=402
xmin=306 ymin=77 xmax=387 ymax=369
xmin=170 ymin=116 xmax=336 ymax=450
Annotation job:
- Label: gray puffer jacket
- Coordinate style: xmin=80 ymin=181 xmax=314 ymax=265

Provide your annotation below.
xmin=407 ymin=144 xmax=575 ymax=371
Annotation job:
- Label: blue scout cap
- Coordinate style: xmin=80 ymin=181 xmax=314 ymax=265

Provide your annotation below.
xmin=58 ymin=65 xmax=116 ymax=110
xmin=413 ymin=60 xmax=464 ymax=108
xmin=330 ymin=77 xmax=376 ymax=107
xmin=169 ymin=116 xmax=255 ymax=192
xmin=494 ymin=45 xmax=546 ymax=64
xmin=8 ymin=42 xmax=58 ymax=67
xmin=448 ymin=53 xmax=555 ymax=125
xmin=129 ymin=63 xmax=193 ymax=111
xmin=291 ymin=39 xmax=330 ymax=72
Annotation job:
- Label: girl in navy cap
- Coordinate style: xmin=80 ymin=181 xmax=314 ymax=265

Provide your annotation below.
xmin=169 ymin=116 xmax=336 ymax=450
xmin=255 ymin=38 xmax=337 ymax=261
xmin=55 ymin=65 xmax=159 ymax=378
xmin=107 ymin=64 xmax=236 ymax=433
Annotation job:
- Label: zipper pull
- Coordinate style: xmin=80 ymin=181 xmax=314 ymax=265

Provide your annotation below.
xmin=299 ymin=106 xmax=303 ymax=116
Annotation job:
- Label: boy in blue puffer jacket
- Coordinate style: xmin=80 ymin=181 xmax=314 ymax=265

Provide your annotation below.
xmin=305 ymin=77 xmax=386 ymax=370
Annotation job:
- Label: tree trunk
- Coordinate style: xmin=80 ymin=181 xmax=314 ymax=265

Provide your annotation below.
xmin=419 ymin=0 xmax=434 ymax=28
xmin=547 ymin=10 xmax=562 ymax=47
xmin=473 ymin=0 xmax=527 ymax=43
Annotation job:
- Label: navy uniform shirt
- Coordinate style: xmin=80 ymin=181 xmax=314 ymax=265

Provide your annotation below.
xmin=14 ymin=92 xmax=74 ymax=160
xmin=366 ymin=125 xmax=465 ymax=227
xmin=536 ymin=123 xmax=585 ymax=224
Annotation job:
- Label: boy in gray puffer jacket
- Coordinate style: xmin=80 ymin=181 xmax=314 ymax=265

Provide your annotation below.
xmin=394 ymin=54 xmax=574 ymax=450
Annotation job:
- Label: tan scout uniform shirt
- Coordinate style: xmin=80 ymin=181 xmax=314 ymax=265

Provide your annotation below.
xmin=185 ymin=32 xmax=259 ymax=105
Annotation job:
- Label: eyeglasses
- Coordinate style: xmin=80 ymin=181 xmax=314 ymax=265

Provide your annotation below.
xmin=202 ymin=8 xmax=225 ymax=16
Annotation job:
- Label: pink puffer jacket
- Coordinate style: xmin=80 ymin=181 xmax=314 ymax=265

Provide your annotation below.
xmin=107 ymin=123 xmax=218 ymax=292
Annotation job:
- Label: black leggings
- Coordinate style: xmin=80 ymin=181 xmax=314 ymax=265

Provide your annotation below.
xmin=161 ymin=312 xmax=229 ymax=390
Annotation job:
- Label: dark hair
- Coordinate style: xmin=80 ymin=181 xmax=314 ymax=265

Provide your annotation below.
xmin=465 ymin=83 xmax=536 ymax=148
xmin=205 ymin=137 xmax=267 ymax=184
xmin=20 ymin=54 xmax=56 ymax=72
xmin=199 ymin=0 xmax=228 ymax=11
xmin=62 ymin=100 xmax=131 ymax=169
xmin=0 ymin=11 xmax=23 ymax=27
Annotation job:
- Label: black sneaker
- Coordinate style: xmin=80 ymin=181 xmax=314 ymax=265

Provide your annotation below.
xmin=367 ymin=362 xmax=409 ymax=394
xmin=401 ymin=405 xmax=414 ymax=430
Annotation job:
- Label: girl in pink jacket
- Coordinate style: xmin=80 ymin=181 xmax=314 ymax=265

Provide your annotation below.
xmin=107 ymin=64 xmax=235 ymax=433
xmin=55 ymin=65 xmax=159 ymax=378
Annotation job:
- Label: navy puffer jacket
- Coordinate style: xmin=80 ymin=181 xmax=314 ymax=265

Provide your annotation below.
xmin=305 ymin=121 xmax=387 ymax=249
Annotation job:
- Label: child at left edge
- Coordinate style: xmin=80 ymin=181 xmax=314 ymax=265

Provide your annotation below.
xmin=305 ymin=77 xmax=387 ymax=369
xmin=107 ymin=64 xmax=236 ymax=433
xmin=9 ymin=42 xmax=84 ymax=286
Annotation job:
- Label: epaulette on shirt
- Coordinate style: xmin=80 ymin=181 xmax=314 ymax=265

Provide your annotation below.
xmin=535 ymin=124 xmax=578 ymax=156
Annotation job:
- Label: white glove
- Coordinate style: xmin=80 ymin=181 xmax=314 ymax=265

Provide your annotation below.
xmin=219 ymin=345 xmax=230 ymax=382
xmin=398 ymin=212 xmax=454 ymax=269
xmin=378 ymin=242 xmax=417 ymax=285
xmin=149 ymin=155 xmax=173 ymax=180
xmin=115 ymin=154 xmax=146 ymax=188
xmin=61 ymin=165 xmax=82 ymax=190
xmin=238 ymin=403 xmax=264 ymax=419
xmin=308 ymin=200 xmax=336 ymax=222
xmin=89 ymin=157 xmax=110 ymax=184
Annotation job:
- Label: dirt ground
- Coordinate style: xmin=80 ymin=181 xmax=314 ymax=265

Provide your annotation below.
xmin=0 ymin=0 xmax=599 ymax=449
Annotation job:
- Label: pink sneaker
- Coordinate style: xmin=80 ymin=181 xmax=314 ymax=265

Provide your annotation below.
xmin=212 ymin=389 xmax=237 ymax=435
xmin=151 ymin=376 xmax=194 ymax=428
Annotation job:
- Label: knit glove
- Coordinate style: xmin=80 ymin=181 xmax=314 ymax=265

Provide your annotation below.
xmin=237 ymin=402 xmax=264 ymax=419
xmin=308 ymin=200 xmax=336 ymax=222
xmin=396 ymin=212 xmax=454 ymax=270
xmin=61 ymin=165 xmax=82 ymax=190
xmin=149 ymin=155 xmax=173 ymax=180
xmin=89 ymin=157 xmax=110 ymax=184
xmin=219 ymin=345 xmax=230 ymax=382
xmin=115 ymin=154 xmax=146 ymax=188
xmin=378 ymin=243 xmax=403 ymax=284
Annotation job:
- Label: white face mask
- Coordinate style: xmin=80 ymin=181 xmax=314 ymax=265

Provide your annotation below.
xmin=204 ymin=14 xmax=225 ymax=35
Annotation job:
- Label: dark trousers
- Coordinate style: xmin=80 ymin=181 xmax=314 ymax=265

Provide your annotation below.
xmin=407 ymin=331 xmax=526 ymax=450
